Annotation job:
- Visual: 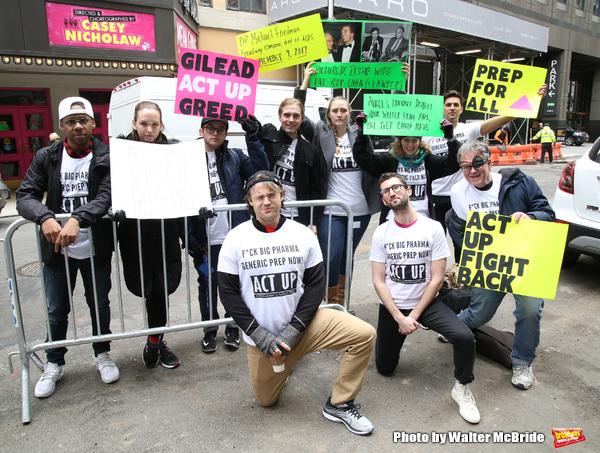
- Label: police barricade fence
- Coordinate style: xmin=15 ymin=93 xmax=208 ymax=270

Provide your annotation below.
xmin=3 ymin=199 xmax=353 ymax=423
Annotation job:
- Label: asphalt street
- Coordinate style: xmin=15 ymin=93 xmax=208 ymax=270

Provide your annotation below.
xmin=0 ymin=142 xmax=597 ymax=452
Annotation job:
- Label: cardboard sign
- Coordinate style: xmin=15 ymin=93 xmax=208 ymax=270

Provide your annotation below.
xmin=310 ymin=62 xmax=406 ymax=90
xmin=466 ymin=59 xmax=547 ymax=118
xmin=175 ymin=50 xmax=259 ymax=121
xmin=236 ymin=14 xmax=328 ymax=73
xmin=457 ymin=212 xmax=568 ymax=299
xmin=110 ymin=138 xmax=211 ymax=219
xmin=363 ymin=94 xmax=444 ymax=136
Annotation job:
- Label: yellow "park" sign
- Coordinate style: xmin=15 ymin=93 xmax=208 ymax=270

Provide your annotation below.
xmin=466 ymin=60 xmax=547 ymax=118
xmin=457 ymin=212 xmax=567 ymax=300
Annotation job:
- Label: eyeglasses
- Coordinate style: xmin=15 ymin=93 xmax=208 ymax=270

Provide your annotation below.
xmin=460 ymin=155 xmax=488 ymax=172
xmin=380 ymin=184 xmax=407 ymax=195
xmin=62 ymin=117 xmax=91 ymax=127
xmin=204 ymin=125 xmax=227 ymax=135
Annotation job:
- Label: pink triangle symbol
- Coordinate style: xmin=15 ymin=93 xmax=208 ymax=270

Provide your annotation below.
xmin=510 ymin=95 xmax=533 ymax=110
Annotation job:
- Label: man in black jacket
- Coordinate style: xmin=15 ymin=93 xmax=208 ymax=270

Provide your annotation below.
xmin=16 ymin=97 xmax=118 ymax=398
xmin=217 ymin=172 xmax=376 ymax=435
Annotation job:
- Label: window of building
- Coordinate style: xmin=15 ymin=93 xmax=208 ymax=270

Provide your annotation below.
xmin=557 ymin=0 xmax=567 ymax=4
xmin=594 ymin=0 xmax=600 ymax=15
xmin=227 ymin=0 xmax=266 ymax=14
xmin=576 ymin=0 xmax=586 ymax=9
xmin=198 ymin=0 xmax=212 ymax=6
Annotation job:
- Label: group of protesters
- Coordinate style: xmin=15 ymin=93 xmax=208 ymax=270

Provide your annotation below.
xmin=16 ymin=59 xmax=553 ymax=435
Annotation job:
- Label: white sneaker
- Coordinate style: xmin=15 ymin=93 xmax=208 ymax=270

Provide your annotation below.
xmin=35 ymin=362 xmax=64 ymax=398
xmin=512 ymin=365 xmax=536 ymax=390
xmin=95 ymin=352 xmax=120 ymax=384
xmin=452 ymin=381 xmax=481 ymax=424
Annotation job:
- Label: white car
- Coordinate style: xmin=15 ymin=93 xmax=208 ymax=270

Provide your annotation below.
xmin=552 ymin=137 xmax=600 ymax=265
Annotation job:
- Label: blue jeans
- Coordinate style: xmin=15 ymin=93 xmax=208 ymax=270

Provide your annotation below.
xmin=317 ymin=214 xmax=370 ymax=287
xmin=43 ymin=257 xmax=112 ymax=365
xmin=458 ymin=286 xmax=544 ymax=367
xmin=193 ymin=244 xmax=237 ymax=334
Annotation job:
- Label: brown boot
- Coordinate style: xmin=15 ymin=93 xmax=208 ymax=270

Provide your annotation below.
xmin=338 ymin=275 xmax=347 ymax=307
xmin=327 ymin=285 xmax=339 ymax=304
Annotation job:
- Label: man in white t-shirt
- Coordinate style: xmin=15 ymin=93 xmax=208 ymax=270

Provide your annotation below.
xmin=370 ymin=172 xmax=479 ymax=424
xmin=16 ymin=97 xmax=118 ymax=398
xmin=424 ymin=86 xmax=546 ymax=230
xmin=217 ymin=171 xmax=376 ymax=436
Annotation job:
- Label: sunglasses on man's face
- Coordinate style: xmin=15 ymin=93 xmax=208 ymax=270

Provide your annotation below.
xmin=63 ymin=117 xmax=91 ymax=127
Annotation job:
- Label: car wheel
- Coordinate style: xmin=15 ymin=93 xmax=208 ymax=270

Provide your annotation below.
xmin=562 ymin=250 xmax=580 ymax=267
xmin=565 ymin=137 xmax=574 ymax=146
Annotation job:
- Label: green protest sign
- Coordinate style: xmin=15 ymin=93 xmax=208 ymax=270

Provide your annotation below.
xmin=309 ymin=62 xmax=406 ymax=90
xmin=363 ymin=94 xmax=444 ymax=136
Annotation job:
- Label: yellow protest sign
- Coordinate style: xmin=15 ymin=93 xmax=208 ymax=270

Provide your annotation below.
xmin=457 ymin=211 xmax=568 ymax=300
xmin=236 ymin=14 xmax=328 ymax=73
xmin=465 ymin=59 xmax=547 ymax=118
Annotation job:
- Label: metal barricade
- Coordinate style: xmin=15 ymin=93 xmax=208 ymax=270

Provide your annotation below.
xmin=3 ymin=199 xmax=355 ymax=423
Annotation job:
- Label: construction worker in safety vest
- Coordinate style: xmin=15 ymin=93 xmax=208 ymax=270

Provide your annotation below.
xmin=532 ymin=123 xmax=556 ymax=163
xmin=494 ymin=125 xmax=509 ymax=146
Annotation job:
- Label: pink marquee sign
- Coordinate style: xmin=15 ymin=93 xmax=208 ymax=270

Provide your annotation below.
xmin=46 ymin=2 xmax=156 ymax=51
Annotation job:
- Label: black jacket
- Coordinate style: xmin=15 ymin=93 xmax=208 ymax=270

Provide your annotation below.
xmin=117 ymin=134 xmax=182 ymax=298
xmin=352 ymin=132 xmax=460 ymax=223
xmin=259 ymin=124 xmax=327 ymax=226
xmin=16 ymin=138 xmax=113 ymax=266
xmin=183 ymin=136 xmax=269 ymax=251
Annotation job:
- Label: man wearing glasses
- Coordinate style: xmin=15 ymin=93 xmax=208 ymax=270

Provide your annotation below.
xmin=448 ymin=141 xmax=554 ymax=391
xmin=183 ymin=117 xmax=268 ymax=353
xmin=17 ymin=97 xmax=118 ymax=398
xmin=371 ymin=172 xmax=479 ymax=424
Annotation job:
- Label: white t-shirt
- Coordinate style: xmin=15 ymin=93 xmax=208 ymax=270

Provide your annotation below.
xmin=450 ymin=172 xmax=502 ymax=221
xmin=326 ymin=133 xmax=369 ymax=217
xmin=388 ymin=161 xmax=429 ymax=220
xmin=424 ymin=121 xmax=482 ymax=197
xmin=218 ymin=219 xmax=323 ymax=345
xmin=370 ymin=215 xmax=449 ymax=309
xmin=273 ymin=139 xmax=298 ymax=219
xmin=60 ymin=147 xmax=92 ymax=259
xmin=206 ymin=151 xmax=229 ymax=245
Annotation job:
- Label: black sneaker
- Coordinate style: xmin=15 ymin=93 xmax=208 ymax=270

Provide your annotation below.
xmin=322 ymin=397 xmax=374 ymax=435
xmin=201 ymin=331 xmax=217 ymax=353
xmin=142 ymin=340 xmax=160 ymax=368
xmin=158 ymin=341 xmax=180 ymax=369
xmin=224 ymin=329 xmax=240 ymax=350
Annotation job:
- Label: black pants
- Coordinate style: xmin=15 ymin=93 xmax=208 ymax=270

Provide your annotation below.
xmin=433 ymin=196 xmax=452 ymax=234
xmin=375 ymin=297 xmax=475 ymax=384
xmin=541 ymin=143 xmax=553 ymax=163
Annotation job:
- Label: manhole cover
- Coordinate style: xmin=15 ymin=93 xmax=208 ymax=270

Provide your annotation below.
xmin=17 ymin=261 xmax=41 ymax=277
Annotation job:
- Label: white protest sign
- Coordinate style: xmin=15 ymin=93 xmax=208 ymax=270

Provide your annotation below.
xmin=110 ymin=138 xmax=211 ymax=219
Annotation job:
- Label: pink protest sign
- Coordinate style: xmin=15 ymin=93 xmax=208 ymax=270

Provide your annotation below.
xmin=175 ymin=50 xmax=260 ymax=121
xmin=46 ymin=2 xmax=155 ymax=51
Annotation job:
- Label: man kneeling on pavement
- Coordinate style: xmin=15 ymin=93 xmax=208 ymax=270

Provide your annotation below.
xmin=371 ymin=172 xmax=480 ymax=424
xmin=217 ymin=171 xmax=376 ymax=435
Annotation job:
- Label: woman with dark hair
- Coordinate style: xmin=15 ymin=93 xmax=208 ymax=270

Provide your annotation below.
xmin=352 ymin=112 xmax=460 ymax=225
xmin=117 ymin=101 xmax=182 ymax=369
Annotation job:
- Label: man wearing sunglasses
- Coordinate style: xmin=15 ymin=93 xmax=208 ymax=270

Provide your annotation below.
xmin=448 ymin=141 xmax=554 ymax=391
xmin=183 ymin=117 xmax=268 ymax=353
xmin=16 ymin=96 xmax=118 ymax=398
xmin=371 ymin=173 xmax=479 ymax=424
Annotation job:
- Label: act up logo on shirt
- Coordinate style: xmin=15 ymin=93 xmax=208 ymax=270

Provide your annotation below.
xmin=251 ymin=271 xmax=298 ymax=298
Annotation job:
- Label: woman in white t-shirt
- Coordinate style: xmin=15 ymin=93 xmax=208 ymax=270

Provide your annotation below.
xmin=294 ymin=63 xmax=382 ymax=306
xmin=353 ymin=113 xmax=460 ymax=225
xmin=117 ymin=101 xmax=182 ymax=370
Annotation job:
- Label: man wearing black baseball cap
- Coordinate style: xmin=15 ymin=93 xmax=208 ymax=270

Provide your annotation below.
xmin=217 ymin=171 xmax=376 ymax=436
xmin=183 ymin=117 xmax=268 ymax=353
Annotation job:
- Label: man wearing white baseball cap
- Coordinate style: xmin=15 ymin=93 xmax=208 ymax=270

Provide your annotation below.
xmin=17 ymin=96 xmax=119 ymax=398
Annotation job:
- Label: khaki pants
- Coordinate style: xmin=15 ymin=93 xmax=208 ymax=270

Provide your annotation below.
xmin=246 ymin=308 xmax=376 ymax=407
